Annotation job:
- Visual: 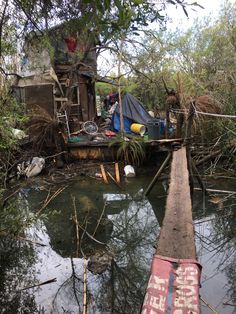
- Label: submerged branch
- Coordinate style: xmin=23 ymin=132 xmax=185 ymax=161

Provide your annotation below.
xmin=19 ymin=278 xmax=57 ymax=291
xmin=37 ymin=186 xmax=66 ymax=215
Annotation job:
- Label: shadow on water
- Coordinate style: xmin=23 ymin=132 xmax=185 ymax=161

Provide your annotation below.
xmin=0 ymin=173 xmax=236 ymax=313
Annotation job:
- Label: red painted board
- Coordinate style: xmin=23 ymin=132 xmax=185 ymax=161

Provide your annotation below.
xmin=142 ymin=255 xmax=202 ymax=314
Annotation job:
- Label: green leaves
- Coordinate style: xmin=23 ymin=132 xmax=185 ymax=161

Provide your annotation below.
xmin=109 ymin=134 xmax=146 ymax=166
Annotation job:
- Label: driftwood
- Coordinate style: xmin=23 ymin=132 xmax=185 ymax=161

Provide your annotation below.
xmin=115 ymin=162 xmax=120 ymax=183
xmin=92 ymin=202 xmax=107 ymax=237
xmin=100 ymin=164 xmax=108 ymax=184
xmin=194 ymin=187 xmax=236 ymax=194
xmin=0 ymin=231 xmax=47 ymax=246
xmin=37 ymin=186 xmax=66 ymax=215
xmin=195 ymin=150 xmax=221 ymax=166
xmin=72 ymin=195 xmax=80 ymax=257
xmin=144 ymin=152 xmax=172 ymax=196
xmin=200 ymin=296 xmax=219 ymax=314
xmin=191 ymin=159 xmax=206 ymax=194
xmin=107 ymin=170 xmax=122 ymax=189
xmin=83 ymin=259 xmax=87 ymax=314
xmin=184 ymin=102 xmax=195 ymax=197
xmin=19 ymin=278 xmax=57 ymax=291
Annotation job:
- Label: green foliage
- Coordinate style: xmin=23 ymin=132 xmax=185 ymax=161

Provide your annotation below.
xmin=124 ymin=2 xmax=236 ymax=145
xmin=109 ymin=134 xmax=146 ymax=166
xmin=0 ymin=202 xmax=35 ymax=235
xmin=0 ymin=92 xmax=25 ymax=148
xmin=0 ymin=85 xmax=26 ymax=184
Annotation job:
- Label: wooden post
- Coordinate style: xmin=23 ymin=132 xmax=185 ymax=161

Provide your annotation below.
xmin=115 ymin=162 xmax=120 ymax=183
xmin=184 ymin=102 xmax=195 ymax=197
xmin=118 ymin=37 xmax=124 ymax=134
xmin=191 ymin=159 xmax=206 ymax=194
xmin=144 ymin=152 xmax=172 ymax=196
xmin=100 ymin=164 xmax=108 ymax=184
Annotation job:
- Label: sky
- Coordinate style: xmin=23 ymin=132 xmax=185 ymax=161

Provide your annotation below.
xmin=98 ymin=0 xmax=229 ymax=74
xmin=165 ymin=0 xmax=225 ymax=30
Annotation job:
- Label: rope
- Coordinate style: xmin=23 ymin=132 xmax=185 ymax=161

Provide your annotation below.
xmin=170 ymin=109 xmax=236 ymax=119
xmin=195 ymin=110 xmax=236 ymax=119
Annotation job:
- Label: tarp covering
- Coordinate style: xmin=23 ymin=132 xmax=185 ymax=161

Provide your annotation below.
xmin=142 ymin=255 xmax=202 ymax=314
xmin=112 ymin=92 xmax=153 ymax=133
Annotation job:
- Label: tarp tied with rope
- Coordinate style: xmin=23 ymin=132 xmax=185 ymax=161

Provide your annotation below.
xmin=142 ymin=255 xmax=202 ymax=314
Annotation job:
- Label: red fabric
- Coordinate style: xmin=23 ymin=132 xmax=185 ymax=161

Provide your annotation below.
xmin=105 ymin=130 xmax=116 ymax=137
xmin=65 ymin=36 xmax=77 ymax=53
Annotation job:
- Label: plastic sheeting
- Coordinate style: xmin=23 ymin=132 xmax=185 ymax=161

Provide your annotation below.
xmin=112 ymin=93 xmax=153 ymax=133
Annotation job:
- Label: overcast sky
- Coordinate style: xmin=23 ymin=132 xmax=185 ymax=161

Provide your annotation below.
xmin=165 ymin=0 xmax=228 ymax=30
xmin=98 ymin=0 xmax=232 ymax=75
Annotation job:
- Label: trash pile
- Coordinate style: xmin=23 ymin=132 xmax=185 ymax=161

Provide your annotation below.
xmin=67 ymin=92 xmax=171 ymax=144
xmin=17 ymin=157 xmax=45 ymax=179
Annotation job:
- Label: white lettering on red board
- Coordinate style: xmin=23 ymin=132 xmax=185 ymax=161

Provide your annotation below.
xmin=142 ymin=264 xmax=200 ymax=314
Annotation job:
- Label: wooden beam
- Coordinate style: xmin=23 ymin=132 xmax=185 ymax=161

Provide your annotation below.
xmin=142 ymin=147 xmax=200 ymax=314
xmin=157 ymin=146 xmax=196 ymax=259
xmin=144 ymin=152 xmax=172 ymax=196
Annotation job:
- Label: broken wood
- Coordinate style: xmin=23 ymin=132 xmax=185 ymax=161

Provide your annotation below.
xmin=194 ymin=187 xmax=236 ymax=194
xmin=195 ymin=149 xmax=221 ymax=166
xmin=115 ymin=162 xmax=120 ymax=183
xmin=77 ymin=221 xmax=106 ymax=246
xmin=144 ymin=152 xmax=172 ymax=196
xmin=92 ymin=202 xmax=107 ymax=237
xmin=100 ymin=164 xmax=108 ymax=184
xmin=72 ymin=195 xmax=80 ymax=257
xmin=0 ymin=231 xmax=47 ymax=246
xmin=83 ymin=259 xmax=87 ymax=314
xmin=191 ymin=159 xmax=206 ymax=194
xmin=19 ymin=278 xmax=57 ymax=291
xmin=184 ymin=102 xmax=195 ymax=197
xmin=37 ymin=186 xmax=66 ymax=215
xmin=200 ymin=296 xmax=219 ymax=314
xmin=107 ymin=171 xmax=122 ymax=189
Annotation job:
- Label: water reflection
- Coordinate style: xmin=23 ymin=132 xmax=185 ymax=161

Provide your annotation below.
xmin=0 ymin=176 xmax=235 ymax=313
xmin=193 ymin=192 xmax=236 ymax=313
xmin=0 ymin=237 xmax=38 ymax=313
xmin=44 ymin=191 xmax=159 ymax=313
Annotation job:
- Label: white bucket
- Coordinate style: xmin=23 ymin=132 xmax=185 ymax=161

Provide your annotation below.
xmin=124 ymin=165 xmax=136 ymax=177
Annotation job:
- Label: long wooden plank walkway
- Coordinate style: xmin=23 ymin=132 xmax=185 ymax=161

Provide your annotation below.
xmin=142 ymin=146 xmax=201 ymax=314
xmin=156 ymin=146 xmax=196 ymax=259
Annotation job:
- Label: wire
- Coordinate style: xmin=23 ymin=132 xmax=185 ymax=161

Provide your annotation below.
xmin=170 ymin=109 xmax=236 ymax=119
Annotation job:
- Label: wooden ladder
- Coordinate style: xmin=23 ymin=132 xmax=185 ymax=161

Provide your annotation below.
xmin=55 ymin=97 xmax=71 ymax=136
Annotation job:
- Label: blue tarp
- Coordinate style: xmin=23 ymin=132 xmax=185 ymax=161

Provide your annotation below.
xmin=112 ymin=92 xmax=153 ymax=133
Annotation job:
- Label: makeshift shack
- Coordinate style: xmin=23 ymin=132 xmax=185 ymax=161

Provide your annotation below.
xmin=12 ymin=23 xmax=105 ymax=135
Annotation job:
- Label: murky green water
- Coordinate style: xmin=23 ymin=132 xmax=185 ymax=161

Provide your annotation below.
xmin=0 ymin=170 xmax=235 ymax=314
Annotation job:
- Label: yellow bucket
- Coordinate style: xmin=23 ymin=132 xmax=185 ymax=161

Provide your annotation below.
xmin=130 ymin=123 xmax=146 ymax=136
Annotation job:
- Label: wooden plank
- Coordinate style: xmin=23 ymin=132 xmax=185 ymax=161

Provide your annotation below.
xmin=115 ymin=162 xmax=120 ymax=183
xmin=142 ymin=146 xmax=200 ymax=314
xmin=100 ymin=164 xmax=109 ymax=184
xmin=157 ymin=146 xmax=196 ymax=259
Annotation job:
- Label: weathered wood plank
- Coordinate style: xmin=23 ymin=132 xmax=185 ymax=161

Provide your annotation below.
xmin=156 ymin=146 xmax=196 ymax=259
xmin=142 ymin=146 xmax=200 ymax=314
